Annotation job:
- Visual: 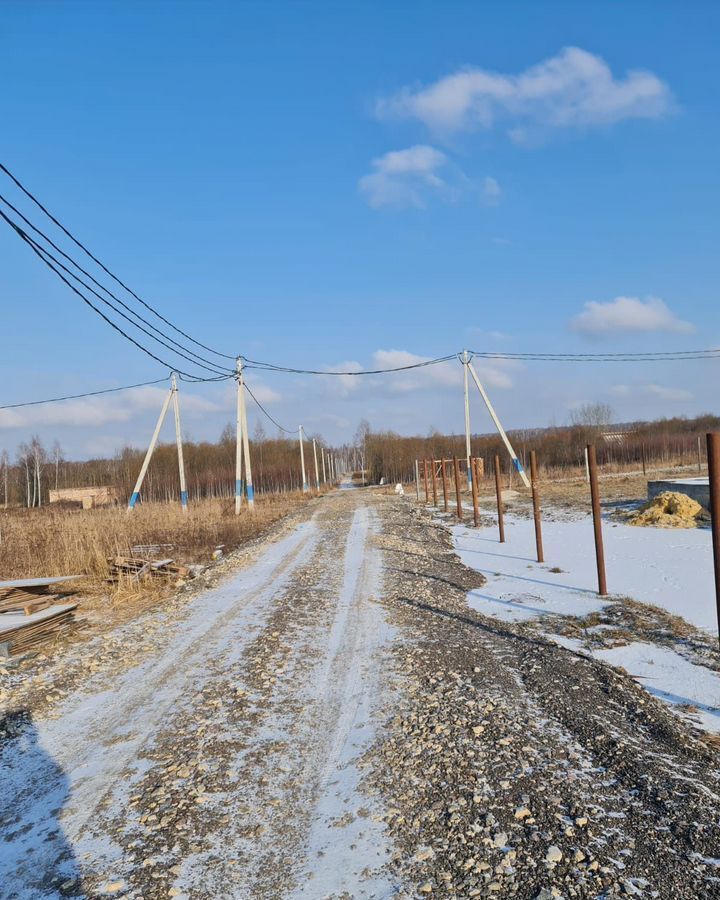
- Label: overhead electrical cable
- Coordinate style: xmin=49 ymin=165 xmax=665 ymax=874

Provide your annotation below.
xmin=243 ymin=382 xmax=296 ymax=434
xmin=0 ymin=378 xmax=171 ymax=411
xmin=0 ymin=209 xmax=232 ymax=378
xmin=0 ymin=191 xmax=231 ymax=373
xmin=0 ymin=161 xmax=236 ymax=361
xmin=243 ymin=353 xmax=458 ymax=376
xmin=0 ymin=210 xmax=230 ymax=382
xmin=469 ymin=349 xmax=720 ymax=362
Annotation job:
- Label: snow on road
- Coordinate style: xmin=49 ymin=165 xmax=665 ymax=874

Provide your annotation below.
xmin=0 ymin=496 xmax=396 ymax=899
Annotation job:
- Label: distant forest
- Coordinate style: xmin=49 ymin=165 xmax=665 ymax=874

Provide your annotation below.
xmin=2 ymin=408 xmax=719 ymax=508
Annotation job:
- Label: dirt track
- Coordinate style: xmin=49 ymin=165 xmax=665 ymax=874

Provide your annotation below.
xmin=1 ymin=488 xmax=718 ymax=899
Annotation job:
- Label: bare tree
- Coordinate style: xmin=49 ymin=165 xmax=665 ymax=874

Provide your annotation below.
xmin=30 ymin=436 xmax=47 ymax=508
xmin=0 ymin=449 xmax=8 ymax=509
xmin=570 ymin=402 xmax=614 ymax=430
xmin=17 ymin=443 xmax=31 ymax=508
xmin=51 ymin=440 xmax=64 ymax=491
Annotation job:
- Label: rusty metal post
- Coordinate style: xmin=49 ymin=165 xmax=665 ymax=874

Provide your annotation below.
xmin=441 ymin=459 xmax=449 ymax=512
xmin=706 ymin=433 xmax=720 ymax=649
xmin=423 ymin=459 xmax=429 ymax=503
xmin=529 ymin=450 xmax=544 ymax=563
xmin=471 ymin=457 xmax=480 ymax=527
xmin=641 ymin=443 xmax=646 ymax=476
xmin=494 ymin=454 xmax=505 ymax=543
xmin=430 ymin=458 xmax=438 ymax=508
xmin=698 ymin=435 xmax=702 ymax=473
xmin=587 ymin=445 xmax=607 ymax=596
xmin=453 ymin=457 xmax=463 ymax=520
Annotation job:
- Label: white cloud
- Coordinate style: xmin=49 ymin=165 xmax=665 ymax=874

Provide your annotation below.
xmin=358 ymin=145 xmax=453 ymax=208
xmin=610 ymin=382 xmax=692 ymax=402
xmin=321 ymin=361 xmax=364 ymax=397
xmin=569 ymin=296 xmax=694 ymax=337
xmin=643 ymin=383 xmax=693 ymax=402
xmin=481 ymin=176 xmax=501 ymax=205
xmin=247 ymin=383 xmax=281 ymax=405
xmin=367 ymin=349 xmax=518 ymax=394
xmin=376 ymin=47 xmax=672 ymax=139
xmin=0 ymin=386 xmax=222 ymax=431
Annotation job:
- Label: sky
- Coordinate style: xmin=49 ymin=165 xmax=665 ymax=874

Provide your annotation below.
xmin=1 ymin=1 xmax=719 ymax=458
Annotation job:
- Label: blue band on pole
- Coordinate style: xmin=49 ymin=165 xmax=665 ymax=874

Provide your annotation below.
xmin=128 ymin=491 xmax=140 ymax=509
xmin=180 ymin=491 xmax=188 ymax=506
xmin=247 ymin=485 xmax=254 ymax=501
xmin=235 ymin=479 xmax=243 ymax=495
xmin=513 ymin=458 xmax=524 ymax=473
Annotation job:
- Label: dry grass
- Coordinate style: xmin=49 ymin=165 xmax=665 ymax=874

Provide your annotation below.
xmin=0 ymin=492 xmax=310 ymax=593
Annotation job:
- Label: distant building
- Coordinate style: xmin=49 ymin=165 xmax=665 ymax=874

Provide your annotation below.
xmin=48 ymin=486 xmax=121 ymax=509
xmin=600 ymin=431 xmax=630 ymax=445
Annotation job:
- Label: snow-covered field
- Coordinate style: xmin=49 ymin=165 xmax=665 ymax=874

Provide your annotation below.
xmin=453 ymin=513 xmax=720 ymax=733
xmin=454 ymin=514 xmax=716 ymax=631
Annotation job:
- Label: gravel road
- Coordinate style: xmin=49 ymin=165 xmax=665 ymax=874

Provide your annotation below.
xmin=1 ymin=488 xmax=718 ymax=899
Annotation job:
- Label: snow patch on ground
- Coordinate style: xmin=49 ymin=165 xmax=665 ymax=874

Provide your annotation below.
xmin=453 ymin=513 xmax=716 ymax=632
xmin=452 ymin=512 xmax=720 ymax=733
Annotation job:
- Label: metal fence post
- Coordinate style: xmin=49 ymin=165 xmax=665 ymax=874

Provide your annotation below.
xmin=530 ymin=450 xmax=544 ymax=563
xmin=587 ymin=444 xmax=608 ymax=596
xmin=494 ymin=454 xmax=505 ymax=543
xmin=471 ymin=457 xmax=480 ymax=527
xmin=430 ymin=458 xmax=438 ymax=508
xmin=706 ymin=433 xmax=720 ymax=649
xmin=441 ymin=459 xmax=449 ymax=512
xmin=453 ymin=457 xmax=463 ymax=520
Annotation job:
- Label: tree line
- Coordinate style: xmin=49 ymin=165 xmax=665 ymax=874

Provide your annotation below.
xmin=0 ymin=423 xmax=332 ymax=508
xmin=363 ymin=408 xmax=720 ymax=485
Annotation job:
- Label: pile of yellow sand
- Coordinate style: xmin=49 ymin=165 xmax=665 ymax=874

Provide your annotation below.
xmin=630 ymin=491 xmax=708 ymax=528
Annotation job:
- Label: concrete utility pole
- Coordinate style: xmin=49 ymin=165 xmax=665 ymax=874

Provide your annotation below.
xmin=321 ymin=446 xmax=327 ymax=484
xmin=235 ymin=358 xmax=244 ymax=515
xmin=128 ymin=382 xmax=175 ymax=510
xmin=467 ymin=360 xmax=531 ymax=489
xmin=312 ymin=438 xmax=320 ymax=491
xmin=299 ymin=426 xmax=308 ymax=492
xmin=240 ymin=363 xmax=254 ymax=508
xmin=171 ymin=374 xmax=188 ymax=512
xmin=462 ymin=350 xmax=472 ymax=490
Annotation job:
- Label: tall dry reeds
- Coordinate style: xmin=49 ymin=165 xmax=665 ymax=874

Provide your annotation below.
xmin=0 ymin=492 xmax=308 ymax=585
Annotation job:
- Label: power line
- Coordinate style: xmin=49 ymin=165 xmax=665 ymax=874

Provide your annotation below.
xmin=0 ymin=378 xmax=171 ymax=411
xmin=243 ymin=353 xmax=458 ymax=376
xmin=0 ymin=208 xmax=233 ymax=380
xmin=0 ymin=190 xmax=231 ymax=373
xmin=243 ymin=381 xmax=296 ymax=434
xmin=0 ymin=209 xmax=230 ymax=382
xmin=0 ymin=161 xmax=236 ymax=361
xmin=469 ymin=349 xmax=720 ymax=362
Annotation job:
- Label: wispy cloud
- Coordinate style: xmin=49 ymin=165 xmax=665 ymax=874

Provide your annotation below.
xmin=358 ymin=145 xmax=500 ymax=210
xmin=376 ymin=47 xmax=672 ymax=140
xmin=369 ymin=349 xmax=518 ymax=393
xmin=358 ymin=145 xmax=453 ymax=208
xmin=0 ymin=387 xmax=222 ymax=431
xmin=569 ymin=296 xmax=694 ymax=337
xmin=611 ymin=382 xmax=692 ymax=402
xmin=481 ymin=176 xmax=501 ymax=205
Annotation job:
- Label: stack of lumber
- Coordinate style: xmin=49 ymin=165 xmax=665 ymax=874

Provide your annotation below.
xmin=0 ymin=577 xmax=85 ymax=656
xmin=0 ymin=576 xmax=82 ymax=614
xmin=108 ymin=556 xmax=191 ymax=581
xmin=0 ymin=603 xmax=81 ymax=656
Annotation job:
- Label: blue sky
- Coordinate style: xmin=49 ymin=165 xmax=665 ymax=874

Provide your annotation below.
xmin=1 ymin=1 xmax=719 ymax=457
